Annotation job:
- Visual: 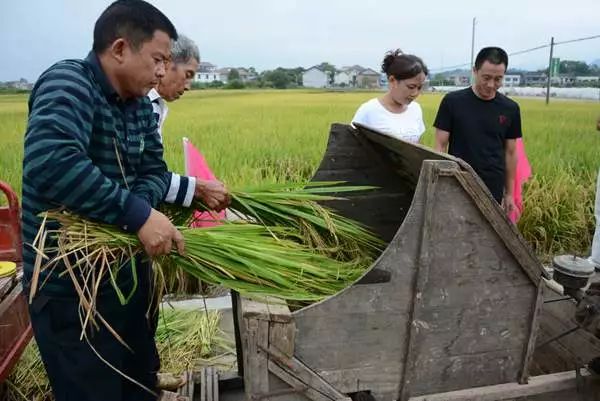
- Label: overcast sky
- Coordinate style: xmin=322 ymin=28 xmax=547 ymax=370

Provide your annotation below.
xmin=2 ymin=0 xmax=599 ymax=81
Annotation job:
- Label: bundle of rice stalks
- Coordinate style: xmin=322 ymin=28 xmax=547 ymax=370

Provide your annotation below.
xmin=4 ymin=341 xmax=51 ymax=401
xmin=167 ymin=181 xmax=383 ymax=260
xmin=4 ymin=308 xmax=232 ymax=401
xmin=158 ymin=181 xmax=382 ymax=296
xmin=32 ymin=212 xmax=368 ymax=335
xmin=156 ymin=307 xmax=234 ymax=374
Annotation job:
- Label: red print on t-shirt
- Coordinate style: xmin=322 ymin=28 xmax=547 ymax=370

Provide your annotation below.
xmin=499 ymin=115 xmax=508 ymax=125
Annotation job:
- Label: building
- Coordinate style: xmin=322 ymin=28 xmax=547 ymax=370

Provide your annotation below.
xmin=1 ymin=78 xmax=33 ymax=90
xmin=503 ymin=74 xmax=521 ymax=87
xmin=523 ymin=72 xmax=547 ymax=86
xmin=302 ymin=66 xmax=329 ymax=88
xmin=356 ymin=68 xmax=381 ymax=89
xmin=195 ymin=62 xmax=220 ymax=83
xmin=341 ymin=65 xmax=366 ymax=87
xmin=448 ymin=73 xmax=471 ymax=86
xmin=334 ymin=71 xmax=351 ymax=86
xmin=576 ymin=76 xmax=600 ymax=84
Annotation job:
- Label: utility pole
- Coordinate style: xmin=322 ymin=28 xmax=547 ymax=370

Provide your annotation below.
xmin=470 ymin=17 xmax=476 ymax=84
xmin=545 ymin=37 xmax=555 ymax=105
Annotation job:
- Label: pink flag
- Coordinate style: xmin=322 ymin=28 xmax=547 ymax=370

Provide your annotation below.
xmin=183 ymin=138 xmax=225 ymax=228
xmin=508 ymin=138 xmax=532 ymax=224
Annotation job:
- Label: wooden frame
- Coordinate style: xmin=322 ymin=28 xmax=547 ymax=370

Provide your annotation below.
xmin=228 ymin=123 xmax=559 ymax=401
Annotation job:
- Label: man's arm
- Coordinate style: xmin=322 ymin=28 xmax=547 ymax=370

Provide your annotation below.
xmin=504 ymin=138 xmax=518 ymax=212
xmin=502 ymin=102 xmax=523 ymax=214
xmin=433 ymin=95 xmax=452 ymax=152
xmin=161 ymin=172 xmax=230 ymax=211
xmin=435 ymin=129 xmax=450 ymax=152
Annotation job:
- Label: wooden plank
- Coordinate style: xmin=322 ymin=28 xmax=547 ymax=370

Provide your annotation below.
xmin=268 ymin=360 xmax=331 ymax=401
xmin=520 ymin=278 xmax=545 ymax=384
xmin=407 ymin=370 xmax=600 ymax=401
xmin=212 ymin=367 xmax=219 ymax=401
xmin=265 ymin=297 xmax=293 ymax=323
xmin=269 ymin=321 xmax=295 ymax=359
xmin=454 ymin=170 xmax=547 ymax=283
xmin=240 ymin=296 xmax=271 ymax=321
xmin=206 ymin=367 xmax=213 ymax=401
xmin=412 ymin=316 xmax=530 ymax=358
xmin=399 ymin=162 xmax=438 ymax=401
xmin=296 ymin=278 xmax=414 ymax=317
xmin=317 ymin=365 xmax=402 ymax=399
xmin=264 ymin=345 xmax=350 ymax=401
xmin=408 ymin=348 xmax=529 ymax=396
xmin=400 ymin=164 xmax=539 ymax=398
xmin=200 ymin=367 xmax=206 ymax=401
xmin=243 ymin=318 xmax=269 ymax=397
xmin=294 ymin=311 xmax=407 ymax=371
xmin=178 ymin=370 xmax=195 ymax=399
xmin=420 ymin=281 xmax=536 ymax=310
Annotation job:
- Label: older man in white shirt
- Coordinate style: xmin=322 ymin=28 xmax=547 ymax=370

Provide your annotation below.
xmin=148 ymin=35 xmax=228 ymax=211
xmin=147 ymin=35 xmax=228 ymax=396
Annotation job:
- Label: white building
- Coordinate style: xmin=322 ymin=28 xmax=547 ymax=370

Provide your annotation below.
xmin=334 ymin=71 xmax=351 ymax=86
xmin=576 ymin=76 xmax=600 ymax=84
xmin=195 ymin=62 xmax=220 ymax=83
xmin=356 ymin=68 xmax=381 ymax=89
xmin=503 ymin=74 xmax=521 ymax=87
xmin=302 ymin=67 xmax=329 ymax=88
xmin=341 ymin=65 xmax=366 ymax=87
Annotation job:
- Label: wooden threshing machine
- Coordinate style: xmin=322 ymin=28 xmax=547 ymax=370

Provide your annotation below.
xmin=213 ymin=124 xmax=600 ymax=401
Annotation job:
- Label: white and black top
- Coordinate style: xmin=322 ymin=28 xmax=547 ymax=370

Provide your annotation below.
xmin=352 ymin=98 xmax=426 ymax=143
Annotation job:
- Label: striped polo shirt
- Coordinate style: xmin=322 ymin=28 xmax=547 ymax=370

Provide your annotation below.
xmin=21 ymin=51 xmax=194 ymax=293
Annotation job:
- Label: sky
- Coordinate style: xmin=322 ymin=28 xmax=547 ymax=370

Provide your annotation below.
xmin=1 ymin=0 xmax=599 ymax=82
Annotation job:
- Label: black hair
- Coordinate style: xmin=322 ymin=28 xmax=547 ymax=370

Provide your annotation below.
xmin=93 ymin=0 xmax=178 ymax=53
xmin=381 ymin=49 xmax=428 ymax=80
xmin=474 ymin=47 xmax=508 ymax=70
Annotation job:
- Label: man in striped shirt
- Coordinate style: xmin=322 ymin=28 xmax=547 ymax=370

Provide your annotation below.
xmin=22 ymin=1 xmax=228 ymax=400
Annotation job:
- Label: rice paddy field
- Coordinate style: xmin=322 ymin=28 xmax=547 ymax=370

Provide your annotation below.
xmin=1 ymin=89 xmax=599 ymax=259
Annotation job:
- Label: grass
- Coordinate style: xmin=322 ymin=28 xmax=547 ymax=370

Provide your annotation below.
xmin=1 ymin=89 xmax=599 ymax=259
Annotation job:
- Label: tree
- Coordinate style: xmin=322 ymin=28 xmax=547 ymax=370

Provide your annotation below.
xmin=225 ymin=79 xmax=245 ymax=89
xmin=317 ymin=62 xmax=336 ymax=85
xmin=228 ymin=68 xmax=240 ymax=81
xmin=209 ymin=80 xmax=224 ymax=88
xmin=263 ymin=69 xmax=291 ymax=89
xmin=559 ymin=60 xmax=591 ymax=76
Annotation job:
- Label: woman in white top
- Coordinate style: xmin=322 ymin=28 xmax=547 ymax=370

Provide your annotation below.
xmin=352 ymin=49 xmax=429 ymax=143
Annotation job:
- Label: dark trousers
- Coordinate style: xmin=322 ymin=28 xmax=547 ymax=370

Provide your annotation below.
xmin=28 ymin=262 xmax=159 ymax=401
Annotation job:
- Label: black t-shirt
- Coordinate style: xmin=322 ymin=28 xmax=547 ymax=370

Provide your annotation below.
xmin=433 ymin=87 xmax=522 ymax=202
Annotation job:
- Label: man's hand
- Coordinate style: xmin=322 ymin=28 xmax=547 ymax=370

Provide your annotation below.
xmin=137 ymin=209 xmax=185 ymax=257
xmin=502 ymin=194 xmax=517 ymax=215
xmin=195 ymin=179 xmax=230 ymax=211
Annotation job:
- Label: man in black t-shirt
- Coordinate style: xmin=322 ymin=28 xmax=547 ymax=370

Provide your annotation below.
xmin=434 ymin=47 xmax=521 ymax=213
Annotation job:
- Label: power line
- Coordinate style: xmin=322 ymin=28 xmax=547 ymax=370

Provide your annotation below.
xmin=555 ymin=34 xmax=600 ymax=46
xmin=429 ymin=33 xmax=600 ymax=73
xmin=508 ymin=44 xmax=550 ymax=57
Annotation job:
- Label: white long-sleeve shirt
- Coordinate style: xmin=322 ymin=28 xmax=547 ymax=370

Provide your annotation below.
xmin=147 ymin=88 xmax=196 ymax=207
